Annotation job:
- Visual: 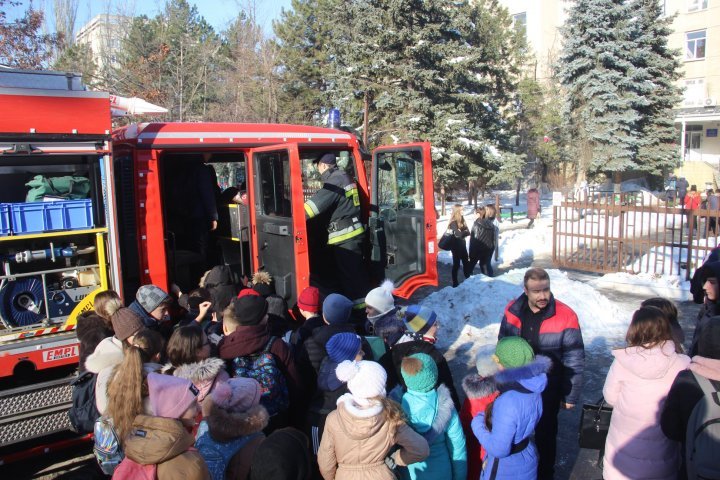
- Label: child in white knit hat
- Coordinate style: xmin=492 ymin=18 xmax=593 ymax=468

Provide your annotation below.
xmin=317 ymin=360 xmax=430 ymax=479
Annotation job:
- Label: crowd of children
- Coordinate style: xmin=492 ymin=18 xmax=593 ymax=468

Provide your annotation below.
xmin=73 ymin=264 xmax=720 ymax=480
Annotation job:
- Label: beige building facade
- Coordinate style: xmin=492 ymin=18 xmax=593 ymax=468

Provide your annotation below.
xmin=665 ymin=0 xmax=720 ymax=183
xmin=75 ymin=15 xmax=130 ymax=71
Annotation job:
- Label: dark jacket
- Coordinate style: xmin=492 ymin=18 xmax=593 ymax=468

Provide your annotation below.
xmin=661 ymin=357 xmax=720 ymax=480
xmin=301 ymin=323 xmax=371 ymax=374
xmin=201 ymin=265 xmax=239 ymax=320
xmin=448 ymin=220 xmax=469 ymax=255
xmin=690 ymin=261 xmax=720 ymax=354
xmin=469 ymin=218 xmax=496 ymax=259
xmin=690 ymin=254 xmax=720 ymax=303
xmin=75 ymin=311 xmax=113 ymax=372
xmin=499 ymin=294 xmax=585 ymax=404
xmin=304 ymin=167 xmax=364 ymax=246
xmin=219 ymin=323 xmax=303 ymax=407
xmin=290 ymin=315 xmax=324 ymax=351
xmin=380 ymin=338 xmax=461 ymax=411
xmin=311 ymin=357 xmax=350 ymax=415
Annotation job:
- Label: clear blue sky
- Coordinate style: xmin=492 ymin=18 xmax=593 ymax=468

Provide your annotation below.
xmin=6 ymin=0 xmax=293 ymax=37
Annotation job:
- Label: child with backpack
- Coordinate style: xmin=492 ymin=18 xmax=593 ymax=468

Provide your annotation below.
xmin=471 ymin=337 xmax=551 ymax=480
xmin=93 ymin=329 xmax=164 ymax=475
xmin=662 ymin=316 xmax=720 ymax=480
xmin=104 ymin=329 xmax=165 ymax=442
xmin=603 ymin=307 xmax=690 ymax=480
xmin=317 ymin=360 xmax=430 ymax=479
xmin=195 ymin=378 xmax=269 ymax=480
xmin=219 ymin=295 xmax=302 ymax=434
xmin=399 ymin=353 xmax=467 ymax=480
xmin=114 ymin=373 xmax=210 ymax=479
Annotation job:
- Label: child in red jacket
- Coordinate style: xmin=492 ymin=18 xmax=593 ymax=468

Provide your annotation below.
xmin=460 ymin=359 xmax=499 ymax=480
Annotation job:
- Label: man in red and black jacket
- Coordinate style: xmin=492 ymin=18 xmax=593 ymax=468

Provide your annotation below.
xmin=498 ymin=267 xmax=585 ymax=480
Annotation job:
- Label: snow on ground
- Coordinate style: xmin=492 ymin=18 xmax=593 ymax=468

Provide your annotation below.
xmin=421 ymin=268 xmax=633 ymax=371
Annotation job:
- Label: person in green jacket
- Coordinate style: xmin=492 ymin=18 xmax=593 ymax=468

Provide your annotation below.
xmin=399 ymin=353 xmax=467 ymax=480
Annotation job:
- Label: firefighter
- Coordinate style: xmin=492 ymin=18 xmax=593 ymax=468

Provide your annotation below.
xmin=304 ymin=153 xmax=369 ymax=311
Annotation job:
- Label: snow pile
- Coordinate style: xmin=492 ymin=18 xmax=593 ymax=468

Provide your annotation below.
xmin=420 ymin=269 xmax=633 ymax=369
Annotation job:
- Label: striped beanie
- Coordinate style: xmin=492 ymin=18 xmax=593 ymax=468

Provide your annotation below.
xmin=404 ymin=305 xmax=437 ymax=335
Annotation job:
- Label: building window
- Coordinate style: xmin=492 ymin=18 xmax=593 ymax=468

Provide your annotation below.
xmin=688 ymin=0 xmax=708 ymax=11
xmin=686 ymin=30 xmax=706 ymax=60
xmin=513 ymin=12 xmax=527 ymax=39
xmin=684 ymin=78 xmax=706 ymax=106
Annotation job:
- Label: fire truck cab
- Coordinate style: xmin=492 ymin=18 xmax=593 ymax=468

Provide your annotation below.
xmin=112 ymin=123 xmax=438 ymax=305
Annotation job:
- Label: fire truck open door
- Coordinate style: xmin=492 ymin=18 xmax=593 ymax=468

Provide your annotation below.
xmin=247 ymin=144 xmax=309 ymax=307
xmin=370 ymin=142 xmax=437 ymax=298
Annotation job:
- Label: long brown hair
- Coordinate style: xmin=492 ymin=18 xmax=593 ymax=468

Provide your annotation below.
xmin=165 ymin=325 xmax=205 ymax=372
xmin=625 ymin=306 xmax=673 ymax=350
xmin=450 ymin=204 xmax=466 ymax=229
xmin=374 ymin=396 xmax=406 ymax=427
xmin=94 ymin=290 xmax=123 ymax=324
xmin=106 ymin=329 xmax=164 ymax=442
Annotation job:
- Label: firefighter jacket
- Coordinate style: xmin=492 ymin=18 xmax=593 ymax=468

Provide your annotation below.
xmin=304 ymin=167 xmax=365 ymax=246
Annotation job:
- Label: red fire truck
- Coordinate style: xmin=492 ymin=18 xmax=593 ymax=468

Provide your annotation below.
xmin=111 ymin=122 xmax=437 ymax=304
xmin=0 ymin=68 xmax=438 ymax=460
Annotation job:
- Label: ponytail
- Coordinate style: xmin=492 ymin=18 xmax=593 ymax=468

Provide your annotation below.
xmin=105 ymin=329 xmax=164 ymax=442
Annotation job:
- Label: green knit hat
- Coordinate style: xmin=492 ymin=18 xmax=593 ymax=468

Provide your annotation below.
xmin=494 ymin=337 xmax=535 ymax=369
xmin=401 ymin=353 xmax=438 ymax=393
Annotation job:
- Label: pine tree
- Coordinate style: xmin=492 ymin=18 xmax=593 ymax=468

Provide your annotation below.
xmin=318 ymin=0 xmax=523 ymax=190
xmin=272 ymin=0 xmax=339 ymax=124
xmin=630 ymin=0 xmax=683 ymax=174
xmin=558 ymin=0 xmax=644 ymax=178
xmin=112 ymin=0 xmax=220 ymax=121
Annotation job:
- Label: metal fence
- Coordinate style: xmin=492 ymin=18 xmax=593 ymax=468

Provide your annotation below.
xmin=552 ymin=191 xmax=720 ymax=279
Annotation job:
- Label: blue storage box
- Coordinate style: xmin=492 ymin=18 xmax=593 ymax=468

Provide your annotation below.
xmin=0 ymin=204 xmax=10 ymax=236
xmin=11 ymin=199 xmax=93 ymax=234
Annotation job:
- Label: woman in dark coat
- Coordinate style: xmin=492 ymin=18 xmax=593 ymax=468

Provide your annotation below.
xmin=447 ymin=204 xmax=470 ymax=287
xmin=468 ymin=205 xmax=497 ymax=277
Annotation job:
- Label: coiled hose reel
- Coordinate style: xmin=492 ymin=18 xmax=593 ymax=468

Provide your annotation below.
xmin=0 ymin=276 xmax=45 ymax=327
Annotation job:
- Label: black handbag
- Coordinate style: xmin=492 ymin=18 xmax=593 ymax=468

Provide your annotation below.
xmin=578 ymin=398 xmax=613 ymax=450
xmin=438 ymin=231 xmax=454 ymax=251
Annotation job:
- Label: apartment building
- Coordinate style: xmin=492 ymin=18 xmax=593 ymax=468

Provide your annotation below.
xmin=665 ymin=0 xmax=720 ymax=175
xmin=75 ymin=15 xmax=130 ymax=71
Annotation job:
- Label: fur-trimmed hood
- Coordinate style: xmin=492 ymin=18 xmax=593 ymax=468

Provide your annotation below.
xmin=206 ymin=404 xmax=269 ymax=443
xmin=164 ymin=357 xmax=230 ymax=403
xmin=462 ymin=373 xmax=497 ymax=399
xmin=494 ymin=355 xmax=552 ymax=394
xmin=84 ymin=336 xmax=124 ymax=374
xmin=402 ymin=384 xmax=454 ymax=444
xmin=165 ymin=357 xmax=226 ymax=382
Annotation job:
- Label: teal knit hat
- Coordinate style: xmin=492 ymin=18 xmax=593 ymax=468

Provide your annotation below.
xmin=401 ymin=353 xmax=438 ymax=393
xmin=494 ymin=337 xmax=535 ymax=369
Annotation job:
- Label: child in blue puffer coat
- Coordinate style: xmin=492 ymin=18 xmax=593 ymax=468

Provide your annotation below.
xmin=195 ymin=378 xmax=269 ymax=480
xmin=399 ymin=353 xmax=467 ymax=480
xmin=472 ymin=337 xmax=551 ymax=480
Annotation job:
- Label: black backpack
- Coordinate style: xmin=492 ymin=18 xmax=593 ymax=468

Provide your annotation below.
xmin=68 ymin=370 xmax=100 ymax=434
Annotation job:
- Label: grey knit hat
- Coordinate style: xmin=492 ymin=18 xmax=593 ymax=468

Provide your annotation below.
xmin=136 ymin=284 xmax=171 ymax=313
